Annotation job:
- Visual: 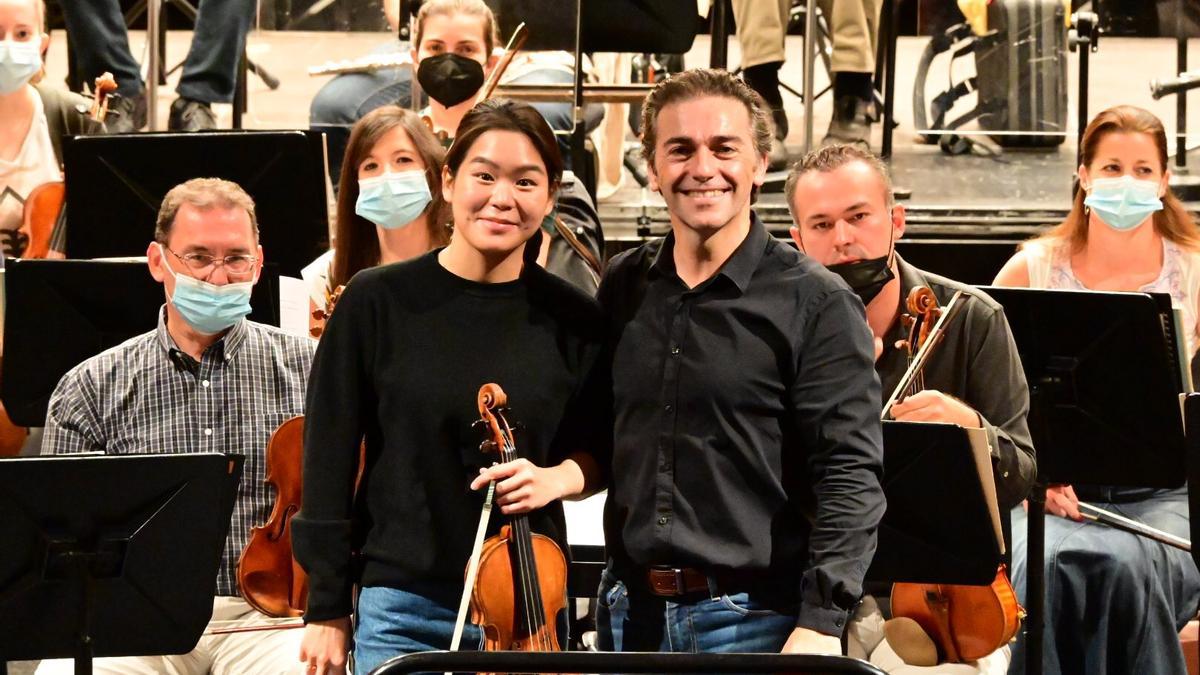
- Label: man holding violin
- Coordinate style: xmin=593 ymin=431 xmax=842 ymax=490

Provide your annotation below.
xmin=593 ymin=68 xmax=886 ymax=656
xmin=36 ymin=178 xmax=315 ymax=674
xmin=787 ymin=144 xmax=1035 ymax=664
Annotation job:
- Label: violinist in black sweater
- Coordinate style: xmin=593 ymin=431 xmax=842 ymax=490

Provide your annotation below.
xmin=292 ymin=99 xmax=606 ymax=675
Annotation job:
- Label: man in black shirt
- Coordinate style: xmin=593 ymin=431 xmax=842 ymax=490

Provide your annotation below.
xmin=786 ymin=145 xmax=1034 ymax=663
xmin=596 ymin=68 xmax=885 ymax=655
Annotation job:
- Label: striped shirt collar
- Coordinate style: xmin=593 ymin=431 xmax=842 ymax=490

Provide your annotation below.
xmin=154 ymin=305 xmax=249 ymax=364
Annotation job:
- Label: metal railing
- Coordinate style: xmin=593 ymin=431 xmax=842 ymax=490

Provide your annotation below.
xmin=371 ymin=650 xmax=887 ymax=674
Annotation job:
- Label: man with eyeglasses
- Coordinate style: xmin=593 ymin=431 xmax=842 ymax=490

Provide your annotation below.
xmin=36 ymin=178 xmax=315 ymax=675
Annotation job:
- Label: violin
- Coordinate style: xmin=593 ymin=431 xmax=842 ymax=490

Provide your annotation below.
xmin=469 ymin=383 xmax=567 ymax=654
xmin=238 ymin=416 xmax=309 ymax=617
xmin=886 ymin=286 xmax=1024 ymax=663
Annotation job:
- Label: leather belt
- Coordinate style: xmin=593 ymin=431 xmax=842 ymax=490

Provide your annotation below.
xmin=645 ymin=566 xmax=728 ymax=597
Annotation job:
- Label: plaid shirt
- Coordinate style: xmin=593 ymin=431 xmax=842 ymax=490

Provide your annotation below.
xmin=44 ymin=308 xmax=315 ymax=597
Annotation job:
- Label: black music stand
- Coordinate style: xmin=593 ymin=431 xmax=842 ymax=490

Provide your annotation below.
xmin=61 ymin=131 xmax=329 ymax=278
xmin=980 ymin=286 xmax=1190 ymax=675
xmin=0 ymin=259 xmax=280 ymax=427
xmin=866 ymin=421 xmax=1006 ymax=586
xmin=0 ymin=453 xmax=243 ymax=675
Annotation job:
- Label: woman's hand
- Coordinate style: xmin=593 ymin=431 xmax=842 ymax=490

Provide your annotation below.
xmin=470 ymin=458 xmax=583 ymax=514
xmin=1044 ymin=484 xmax=1083 ymax=521
xmin=299 ymin=616 xmax=351 ymax=675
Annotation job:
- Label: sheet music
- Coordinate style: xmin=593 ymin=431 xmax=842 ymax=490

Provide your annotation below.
xmin=278 ymin=276 xmax=311 ymax=338
xmin=965 ymin=426 xmax=1005 ymax=555
xmin=564 ymin=491 xmax=606 ymax=546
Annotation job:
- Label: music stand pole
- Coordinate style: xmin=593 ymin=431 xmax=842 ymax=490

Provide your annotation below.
xmin=802 ymin=0 xmax=816 ymax=155
xmin=1024 ymin=390 xmax=1049 ymax=675
xmin=146 ymin=0 xmax=160 ymax=130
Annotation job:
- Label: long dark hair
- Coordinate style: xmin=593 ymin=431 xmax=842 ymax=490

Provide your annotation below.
xmin=330 ymin=106 xmax=450 ymax=290
xmin=444 ymin=98 xmax=564 ymax=193
xmin=1032 ymin=105 xmax=1200 ymax=253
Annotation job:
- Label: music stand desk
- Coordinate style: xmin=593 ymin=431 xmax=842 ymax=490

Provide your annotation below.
xmin=0 ymin=453 xmax=243 ymax=675
xmin=980 ymin=286 xmax=1191 ymax=675
xmin=867 ymin=421 xmax=1005 ymax=586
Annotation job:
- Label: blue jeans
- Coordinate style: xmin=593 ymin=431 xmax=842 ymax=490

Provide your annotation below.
xmin=61 ymin=0 xmax=255 ymax=102
xmin=1009 ymin=488 xmax=1200 ymax=675
xmin=354 ymin=583 xmax=482 ymax=675
xmin=596 ymin=568 xmax=799 ymax=653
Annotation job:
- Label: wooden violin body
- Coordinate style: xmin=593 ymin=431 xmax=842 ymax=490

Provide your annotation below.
xmin=468 ymin=383 xmax=567 ymax=656
xmin=471 ymin=524 xmax=567 ymax=651
xmin=891 ymin=565 xmax=1023 ymax=662
xmin=238 ymin=416 xmax=309 ymax=617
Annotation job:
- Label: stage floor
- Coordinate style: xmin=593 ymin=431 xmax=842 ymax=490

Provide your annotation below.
xmin=38 ymin=29 xmax=1200 ymax=238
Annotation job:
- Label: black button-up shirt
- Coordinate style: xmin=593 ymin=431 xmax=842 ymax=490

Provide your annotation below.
xmin=598 ymin=215 xmax=886 ymax=635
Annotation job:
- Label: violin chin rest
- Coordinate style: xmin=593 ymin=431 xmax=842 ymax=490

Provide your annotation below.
xmin=882 ymin=616 xmax=939 ymax=667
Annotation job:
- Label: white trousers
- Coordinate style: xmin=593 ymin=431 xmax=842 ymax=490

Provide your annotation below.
xmin=35 ymin=596 xmax=307 ymax=675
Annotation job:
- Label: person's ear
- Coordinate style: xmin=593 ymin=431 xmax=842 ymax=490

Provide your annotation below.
xmin=441 ymin=164 xmax=455 ymax=202
xmin=1077 ymin=164 xmax=1091 ymax=191
xmin=147 ymin=241 xmax=166 ymax=283
xmin=788 ymin=225 xmax=805 ymax=253
xmin=891 ymin=203 xmax=907 ymax=241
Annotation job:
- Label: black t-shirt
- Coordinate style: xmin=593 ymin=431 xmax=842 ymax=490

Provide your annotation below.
xmin=293 ymin=247 xmax=605 ymax=621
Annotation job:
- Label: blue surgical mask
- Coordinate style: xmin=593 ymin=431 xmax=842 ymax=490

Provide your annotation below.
xmin=1084 ymin=175 xmax=1164 ymax=232
xmin=160 ymin=245 xmax=256 ymax=335
xmin=355 ymin=170 xmax=433 ymax=230
xmin=0 ymin=40 xmax=41 ymax=95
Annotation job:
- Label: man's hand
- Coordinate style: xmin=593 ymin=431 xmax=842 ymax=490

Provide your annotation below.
xmin=890 ymin=390 xmax=982 ymax=429
xmin=470 ymin=458 xmax=583 ymax=514
xmin=299 ymin=616 xmax=351 ymax=675
xmin=781 ymin=626 xmax=842 ymax=655
xmin=1044 ymin=484 xmax=1083 ymax=521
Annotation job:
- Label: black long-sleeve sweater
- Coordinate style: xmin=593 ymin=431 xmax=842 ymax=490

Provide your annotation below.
xmin=292 ymin=249 xmax=606 ymax=621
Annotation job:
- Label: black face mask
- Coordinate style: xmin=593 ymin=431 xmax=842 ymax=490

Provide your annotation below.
xmin=828 ymin=255 xmax=895 ymax=305
xmin=417 ymin=53 xmax=485 ymax=108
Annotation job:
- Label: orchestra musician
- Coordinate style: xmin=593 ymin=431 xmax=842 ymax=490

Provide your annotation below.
xmin=300 ymin=105 xmax=450 ymax=335
xmin=311 ymin=0 xmax=590 ymax=181
xmin=787 ymin=143 xmax=1035 ymax=669
xmin=593 ymin=68 xmax=884 ymax=656
xmin=994 ymin=105 xmax=1200 ymax=675
xmin=0 ymin=0 xmax=103 ymax=258
xmin=292 ymin=98 xmax=606 ymax=675
xmin=35 ymin=178 xmax=316 ymax=674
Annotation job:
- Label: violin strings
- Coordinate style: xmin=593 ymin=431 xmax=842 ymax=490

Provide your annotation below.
xmin=503 ymin=431 xmax=543 ymax=648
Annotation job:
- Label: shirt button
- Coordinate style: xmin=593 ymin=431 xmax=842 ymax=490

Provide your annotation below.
xmin=201 ymin=380 xmax=210 ymax=388
xmin=670 ymin=346 xmax=680 ymax=355
xmin=664 ymin=404 xmax=673 ymax=412
xmin=203 ymin=428 xmax=213 ymax=436
xmin=657 ymin=516 xmax=669 ymax=525
xmin=1003 ymin=471 xmax=1010 ymax=478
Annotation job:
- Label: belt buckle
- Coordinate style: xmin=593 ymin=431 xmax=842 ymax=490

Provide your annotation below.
xmin=649 ymin=565 xmax=686 ymax=596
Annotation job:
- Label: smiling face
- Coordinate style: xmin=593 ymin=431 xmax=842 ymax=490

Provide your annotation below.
xmin=788 ymin=160 xmax=903 ymax=265
xmin=647 ymin=95 xmax=767 ymax=237
xmin=441 ymin=129 xmax=554 ymax=257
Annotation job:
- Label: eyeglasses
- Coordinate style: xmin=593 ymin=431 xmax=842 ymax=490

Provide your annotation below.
xmin=164 ymin=246 xmax=258 ymax=276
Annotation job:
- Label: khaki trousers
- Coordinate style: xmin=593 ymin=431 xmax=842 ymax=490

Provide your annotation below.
xmin=35 ymin=596 xmax=308 ymax=675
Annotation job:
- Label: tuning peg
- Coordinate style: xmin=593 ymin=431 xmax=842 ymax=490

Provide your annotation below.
xmin=479 ymin=439 xmax=498 ymax=454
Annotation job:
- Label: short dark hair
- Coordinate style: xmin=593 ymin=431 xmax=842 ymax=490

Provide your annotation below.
xmin=155 ymin=178 xmax=259 ymax=244
xmin=444 ymin=98 xmax=563 ymax=190
xmin=639 ymin=68 xmax=774 ymax=167
xmin=785 ymin=143 xmax=895 ymax=214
